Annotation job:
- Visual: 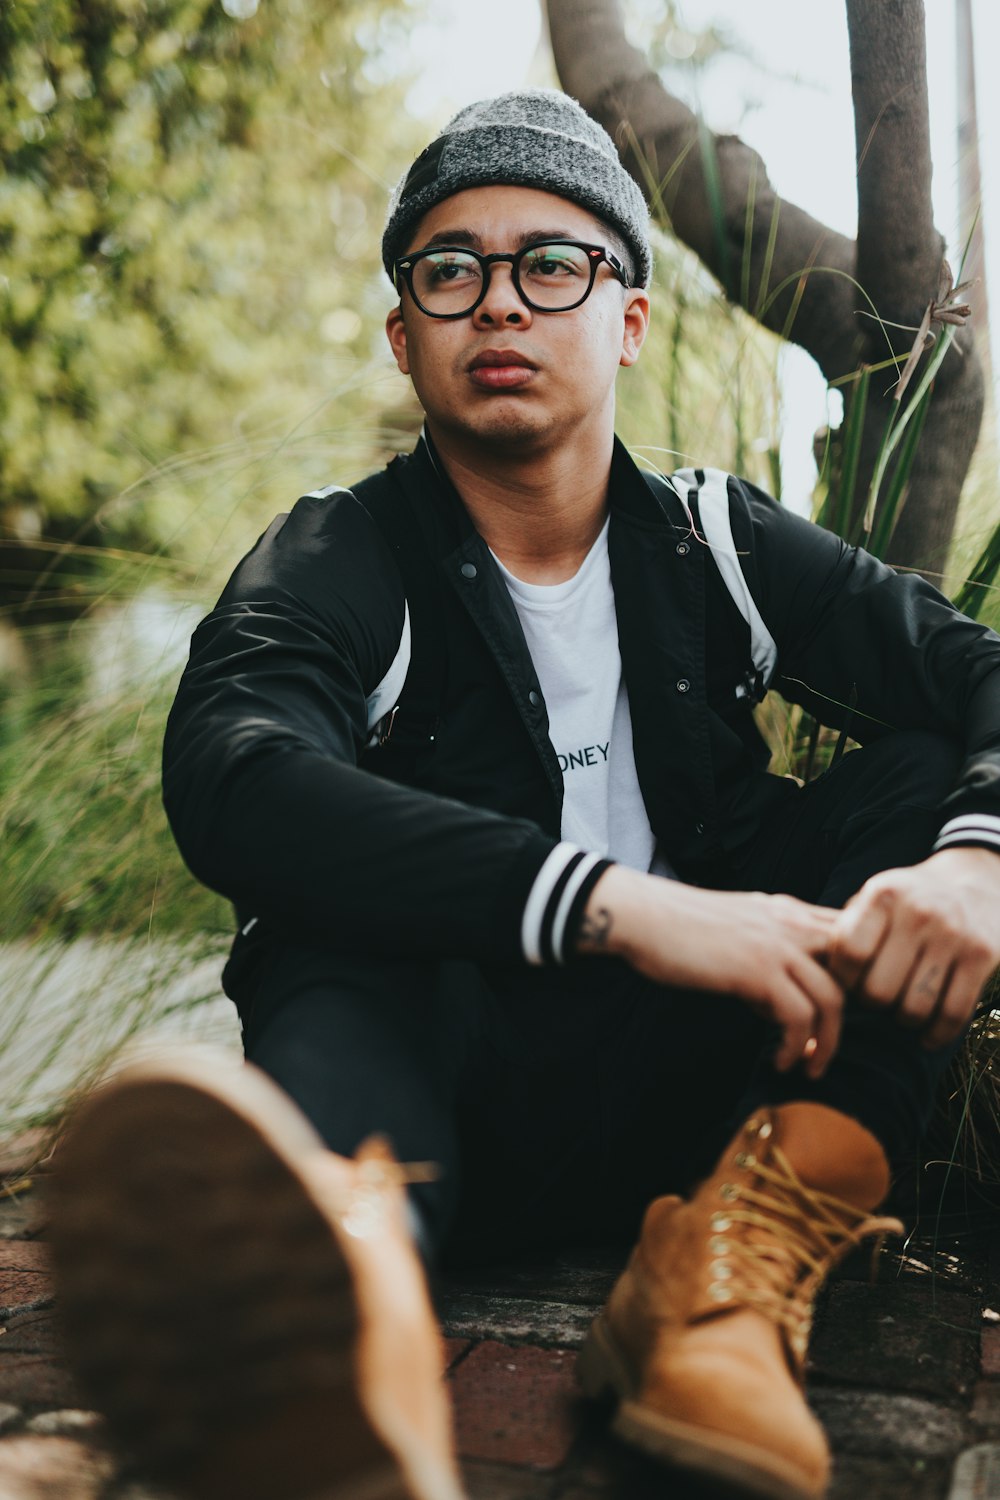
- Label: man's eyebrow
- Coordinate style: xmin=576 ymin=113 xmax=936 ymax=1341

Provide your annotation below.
xmin=411 ymin=228 xmax=582 ymax=254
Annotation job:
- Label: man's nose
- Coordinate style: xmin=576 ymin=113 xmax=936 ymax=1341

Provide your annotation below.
xmin=471 ymin=262 xmax=532 ymax=326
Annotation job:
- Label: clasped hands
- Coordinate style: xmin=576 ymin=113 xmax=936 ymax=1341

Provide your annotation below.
xmin=580 ymin=846 xmax=1000 ymax=1081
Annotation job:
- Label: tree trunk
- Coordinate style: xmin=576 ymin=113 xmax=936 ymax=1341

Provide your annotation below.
xmin=956 ymin=0 xmax=993 ymax=397
xmin=545 ymin=0 xmax=984 ymax=577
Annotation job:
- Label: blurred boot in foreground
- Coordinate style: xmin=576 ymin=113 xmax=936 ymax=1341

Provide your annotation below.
xmin=50 ymin=1050 xmax=465 ymax=1500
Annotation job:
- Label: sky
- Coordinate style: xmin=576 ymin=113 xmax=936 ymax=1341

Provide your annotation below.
xmin=403 ymin=0 xmax=1000 ymax=509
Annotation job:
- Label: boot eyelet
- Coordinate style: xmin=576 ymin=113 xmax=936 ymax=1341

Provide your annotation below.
xmin=719 ymin=1183 xmax=739 ymax=1201
xmin=757 ymin=1121 xmax=773 ymax=1140
xmin=710 ymin=1214 xmax=731 ymax=1231
xmin=711 ymin=1261 xmax=733 ymax=1279
xmin=734 ymin=1152 xmax=757 ymax=1169
xmin=709 ymin=1283 xmax=734 ymax=1301
xmin=709 ymin=1236 xmax=730 ymax=1254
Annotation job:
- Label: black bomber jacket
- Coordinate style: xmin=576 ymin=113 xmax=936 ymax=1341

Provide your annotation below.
xmin=162 ymin=434 xmax=1000 ymax=976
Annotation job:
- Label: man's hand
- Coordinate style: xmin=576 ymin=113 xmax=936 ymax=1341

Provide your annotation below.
xmin=828 ymin=847 xmax=1000 ymax=1049
xmin=578 ymin=866 xmax=844 ymax=1079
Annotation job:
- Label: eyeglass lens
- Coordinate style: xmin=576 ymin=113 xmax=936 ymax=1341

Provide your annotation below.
xmin=410 ymin=242 xmax=596 ymax=315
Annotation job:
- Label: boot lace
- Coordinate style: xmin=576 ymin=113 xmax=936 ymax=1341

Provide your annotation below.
xmin=705 ymin=1133 xmax=903 ymax=1366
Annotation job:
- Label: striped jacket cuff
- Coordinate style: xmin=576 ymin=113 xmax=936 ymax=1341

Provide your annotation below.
xmin=933 ymin=813 xmax=1000 ymax=855
xmin=521 ymin=844 xmax=613 ymax=965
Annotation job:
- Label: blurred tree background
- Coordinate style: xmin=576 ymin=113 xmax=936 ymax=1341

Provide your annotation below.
xmin=0 ymin=0 xmax=425 ymax=622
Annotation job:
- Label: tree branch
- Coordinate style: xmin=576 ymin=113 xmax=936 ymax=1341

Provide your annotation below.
xmin=545 ymin=0 xmax=858 ymax=377
xmin=544 ymin=0 xmax=984 ymax=573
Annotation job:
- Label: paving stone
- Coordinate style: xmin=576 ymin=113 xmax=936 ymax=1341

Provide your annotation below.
xmin=444 ymin=1249 xmax=623 ymax=1309
xmin=970 ymin=1381 xmax=1000 ymax=1436
xmin=834 ymin=1233 xmax=991 ymax=1297
xmin=809 ymin=1282 xmax=980 ymax=1399
xmin=0 ymin=1243 xmax=51 ymax=1317
xmin=441 ymin=1294 xmax=593 ymax=1349
xmin=0 ymin=1308 xmax=61 ymax=1358
xmin=0 ymin=1194 xmax=44 ymax=1243
xmin=981 ymin=1325 xmax=1000 ymax=1377
xmin=449 ymin=1341 xmax=580 ymax=1470
xmin=461 ymin=1459 xmax=555 ymax=1498
xmin=0 ymin=1434 xmax=113 ymax=1498
xmin=24 ymin=1410 xmax=102 ymax=1437
xmin=0 ymin=1356 xmax=80 ymax=1409
xmin=444 ymin=1337 xmax=473 ymax=1372
xmin=811 ymin=1389 xmax=969 ymax=1459
xmin=947 ymin=1443 xmax=1000 ymax=1500
xmin=827 ymin=1453 xmax=951 ymax=1500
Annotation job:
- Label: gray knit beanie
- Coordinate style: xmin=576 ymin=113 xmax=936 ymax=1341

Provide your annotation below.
xmin=382 ymin=89 xmax=652 ymax=288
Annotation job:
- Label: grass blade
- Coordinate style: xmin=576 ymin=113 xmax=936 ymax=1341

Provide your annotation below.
xmin=830 ymin=366 xmax=870 ymax=539
xmin=953 ymin=520 xmax=1000 ymax=620
xmin=867 ymin=385 xmax=932 ymax=559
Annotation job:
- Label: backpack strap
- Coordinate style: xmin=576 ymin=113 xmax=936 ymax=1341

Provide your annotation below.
xmin=349 ymin=465 xmax=446 ymax=763
xmin=652 ymin=466 xmax=778 ymax=701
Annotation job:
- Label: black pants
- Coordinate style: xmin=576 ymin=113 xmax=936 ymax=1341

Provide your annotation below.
xmin=229 ymin=731 xmax=969 ymax=1266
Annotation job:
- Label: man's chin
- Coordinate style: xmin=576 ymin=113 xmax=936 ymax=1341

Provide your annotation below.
xmin=444 ymin=407 xmax=554 ymax=454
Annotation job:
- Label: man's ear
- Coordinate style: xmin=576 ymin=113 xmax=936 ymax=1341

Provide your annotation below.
xmin=619 ymin=288 xmax=650 ymax=369
xmin=386 ymin=305 xmax=410 ymax=375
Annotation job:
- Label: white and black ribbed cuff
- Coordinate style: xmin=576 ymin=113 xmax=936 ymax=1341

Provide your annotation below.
xmin=933 ymin=813 xmax=1000 ymax=854
xmin=521 ymin=844 xmax=613 ymax=965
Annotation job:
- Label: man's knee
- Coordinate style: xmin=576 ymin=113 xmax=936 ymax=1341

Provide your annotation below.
xmin=792 ymin=730 xmax=965 ymax=907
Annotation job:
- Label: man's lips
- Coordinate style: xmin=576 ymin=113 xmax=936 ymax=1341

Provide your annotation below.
xmin=467 ymin=349 xmax=538 ymax=390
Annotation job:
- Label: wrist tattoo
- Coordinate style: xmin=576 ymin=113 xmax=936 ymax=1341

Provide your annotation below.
xmin=578 ymin=905 xmax=613 ymax=951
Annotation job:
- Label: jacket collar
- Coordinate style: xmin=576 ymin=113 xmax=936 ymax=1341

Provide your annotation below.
xmin=404 ymin=425 xmax=685 ymax=545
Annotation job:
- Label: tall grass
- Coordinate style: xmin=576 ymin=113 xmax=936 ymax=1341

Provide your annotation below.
xmin=0 ymin=366 xmax=424 ymax=1145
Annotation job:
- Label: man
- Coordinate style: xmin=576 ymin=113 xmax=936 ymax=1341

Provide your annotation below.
xmin=52 ymin=92 xmax=1000 ymax=1500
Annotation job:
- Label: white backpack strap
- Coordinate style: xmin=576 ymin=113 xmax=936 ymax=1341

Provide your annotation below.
xmin=364 ymin=601 xmax=411 ymax=743
xmin=672 ymin=467 xmax=778 ymax=698
xmin=304 ymin=481 xmax=413 ymax=746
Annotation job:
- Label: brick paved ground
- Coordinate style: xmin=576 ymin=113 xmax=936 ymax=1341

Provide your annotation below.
xmin=0 ymin=1175 xmax=996 ymax=1500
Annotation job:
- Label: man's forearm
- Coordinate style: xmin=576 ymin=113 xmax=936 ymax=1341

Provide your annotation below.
xmin=166 ymin=744 xmax=558 ymax=967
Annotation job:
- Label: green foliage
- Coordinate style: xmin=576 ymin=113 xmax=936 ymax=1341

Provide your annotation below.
xmin=0 ymin=622 xmax=225 ymax=939
xmin=0 ymin=0 xmax=426 ymax=610
xmin=617 ymin=227 xmax=782 ymax=490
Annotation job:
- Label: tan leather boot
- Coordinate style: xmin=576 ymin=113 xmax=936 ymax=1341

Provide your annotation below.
xmin=50 ymin=1049 xmax=465 ymax=1500
xmin=578 ymin=1103 xmax=904 ymax=1500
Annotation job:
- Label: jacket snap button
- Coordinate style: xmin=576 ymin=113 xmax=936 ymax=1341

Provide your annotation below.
xmin=460 ymin=562 xmax=478 ymax=579
xmin=695 ymin=821 xmax=705 ymax=834
xmin=528 ymin=690 xmax=541 ymax=708
xmin=676 ymin=677 xmax=691 ymax=693
xmin=676 ymin=541 xmax=690 ymax=556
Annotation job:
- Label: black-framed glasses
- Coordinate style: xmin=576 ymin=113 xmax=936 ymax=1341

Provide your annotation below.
xmin=392 ymin=239 xmax=631 ymax=319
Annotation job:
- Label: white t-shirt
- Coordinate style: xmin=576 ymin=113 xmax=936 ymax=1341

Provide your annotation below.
xmin=492 ymin=520 xmax=667 ymax=874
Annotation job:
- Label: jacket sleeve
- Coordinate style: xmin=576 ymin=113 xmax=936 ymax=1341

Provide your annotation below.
xmin=162 ymin=489 xmax=560 ymax=963
xmin=729 ymin=476 xmax=1000 ymax=854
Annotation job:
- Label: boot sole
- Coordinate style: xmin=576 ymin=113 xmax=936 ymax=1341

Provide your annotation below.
xmin=578 ymin=1314 xmax=825 ymax=1500
xmin=49 ymin=1051 xmax=419 ymax=1500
